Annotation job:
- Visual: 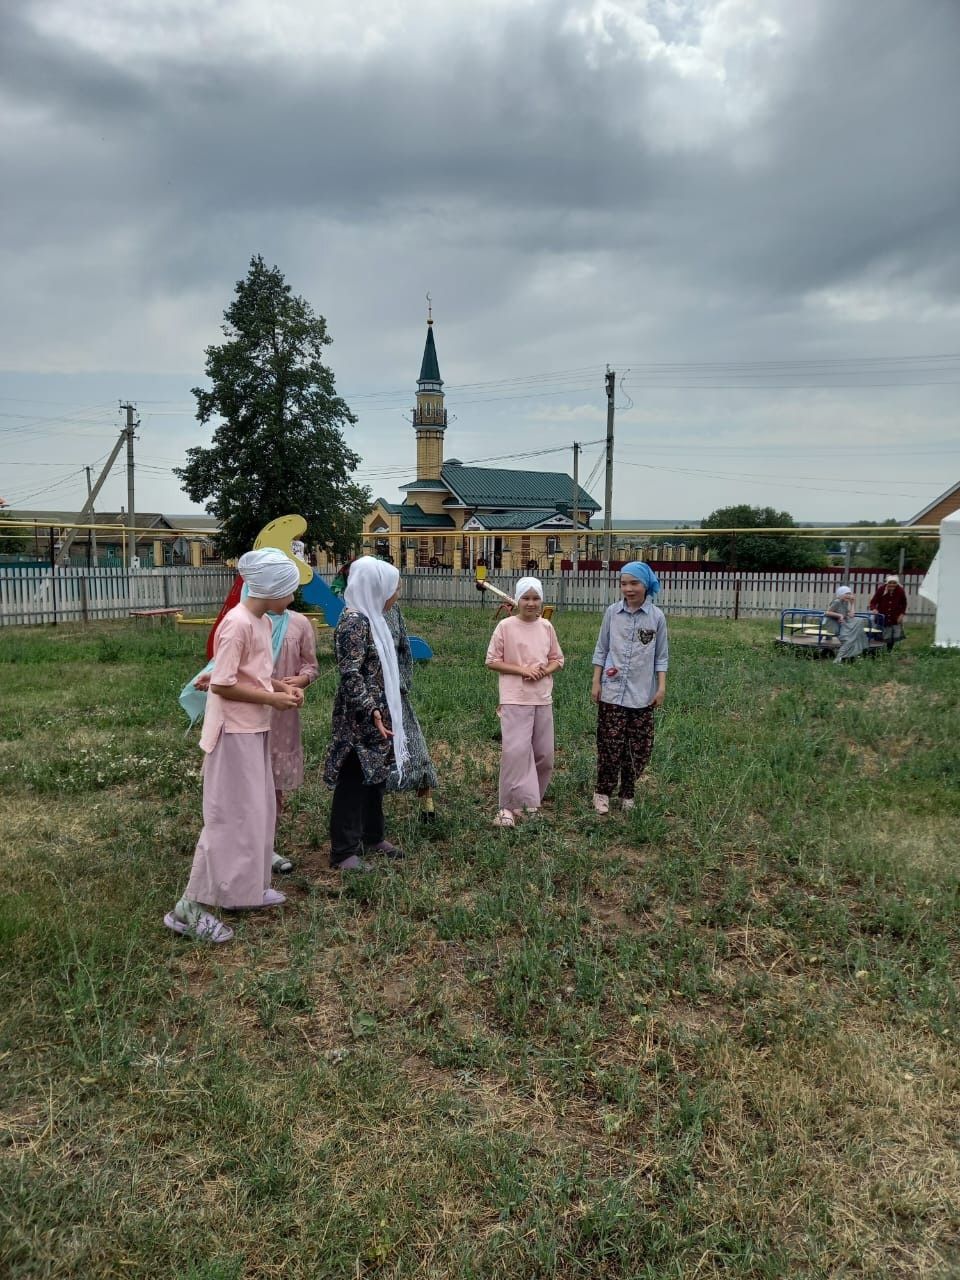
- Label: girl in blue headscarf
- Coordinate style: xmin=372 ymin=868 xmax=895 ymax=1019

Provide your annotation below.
xmin=590 ymin=561 xmax=669 ymax=814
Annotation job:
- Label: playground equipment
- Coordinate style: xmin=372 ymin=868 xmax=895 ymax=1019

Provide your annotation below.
xmin=474 ymin=574 xmax=555 ymax=622
xmin=177 ymin=517 xmax=434 ymax=660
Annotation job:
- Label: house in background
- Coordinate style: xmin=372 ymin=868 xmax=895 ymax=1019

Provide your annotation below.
xmin=7 ymin=510 xmax=220 ymax=566
xmin=905 ymin=480 xmax=960 ymax=528
xmin=362 ymin=314 xmax=600 ymax=571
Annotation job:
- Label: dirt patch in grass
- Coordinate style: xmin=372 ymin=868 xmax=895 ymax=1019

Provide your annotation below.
xmin=865 ymin=680 xmax=910 ymax=710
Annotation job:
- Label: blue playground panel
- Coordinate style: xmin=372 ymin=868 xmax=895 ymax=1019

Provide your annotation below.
xmin=301 ymin=573 xmax=433 ymax=660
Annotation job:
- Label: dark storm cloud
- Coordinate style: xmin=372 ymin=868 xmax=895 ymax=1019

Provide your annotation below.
xmin=1 ymin=0 xmax=959 ymax=528
xmin=2 ymin=0 xmax=957 ymax=315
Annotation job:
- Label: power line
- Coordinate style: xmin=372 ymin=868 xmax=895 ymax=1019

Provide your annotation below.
xmin=614 ymin=458 xmax=935 ymax=500
xmin=353 ymin=437 xmax=608 ymax=483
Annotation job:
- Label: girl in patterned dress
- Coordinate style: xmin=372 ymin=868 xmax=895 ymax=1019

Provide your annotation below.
xmin=323 ymin=557 xmax=408 ymax=871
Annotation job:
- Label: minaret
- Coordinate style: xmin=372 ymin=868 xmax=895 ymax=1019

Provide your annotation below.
xmin=413 ymin=299 xmax=446 ymax=481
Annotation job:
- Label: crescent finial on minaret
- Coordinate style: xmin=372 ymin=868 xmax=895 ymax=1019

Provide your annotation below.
xmin=426 ymin=292 xmax=433 ymax=324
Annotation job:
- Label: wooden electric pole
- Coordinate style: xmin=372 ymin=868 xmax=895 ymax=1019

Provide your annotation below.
xmin=85 ymin=466 xmax=97 ymax=566
xmin=55 ymin=425 xmax=128 ymax=567
xmin=603 ymin=367 xmax=615 ymax=565
xmin=120 ymin=402 xmax=138 ymax=568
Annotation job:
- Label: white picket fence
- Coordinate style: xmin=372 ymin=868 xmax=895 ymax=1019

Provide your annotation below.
xmin=0 ymin=564 xmax=934 ymax=627
xmin=0 ymin=566 xmax=236 ymax=626
xmin=397 ymin=568 xmax=935 ymax=622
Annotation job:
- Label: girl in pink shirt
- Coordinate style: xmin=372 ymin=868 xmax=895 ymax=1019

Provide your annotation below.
xmin=268 ymin=609 xmax=319 ymax=874
xmin=485 ymin=576 xmax=564 ymax=828
xmin=164 ymin=549 xmax=304 ymax=944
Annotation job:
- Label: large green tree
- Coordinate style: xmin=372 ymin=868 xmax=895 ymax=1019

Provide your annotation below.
xmin=0 ymin=505 xmax=28 ymax=555
xmin=850 ymin=519 xmax=937 ymax=574
xmin=701 ymin=504 xmax=826 ymax=570
xmin=176 ymin=256 xmax=370 ymax=558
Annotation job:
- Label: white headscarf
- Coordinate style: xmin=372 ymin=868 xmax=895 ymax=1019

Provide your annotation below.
xmin=237 ymin=548 xmax=301 ymax=599
xmin=514 ymin=575 xmax=544 ymax=602
xmin=886 ymin=575 xmax=900 ymax=584
xmin=343 ymin=556 xmax=407 ymax=777
xmin=836 ymin=585 xmax=853 ymax=597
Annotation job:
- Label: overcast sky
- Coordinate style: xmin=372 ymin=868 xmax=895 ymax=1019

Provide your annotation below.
xmin=1 ymin=0 xmax=958 ymax=526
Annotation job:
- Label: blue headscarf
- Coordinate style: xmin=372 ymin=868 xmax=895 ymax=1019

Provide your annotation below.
xmin=620 ymin=561 xmax=660 ymax=597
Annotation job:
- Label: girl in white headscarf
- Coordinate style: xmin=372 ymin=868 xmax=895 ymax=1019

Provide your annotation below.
xmin=484 ymin=575 xmax=564 ymax=827
xmin=825 ymin=585 xmax=869 ymax=664
xmin=323 ymin=556 xmax=407 ymax=870
xmin=164 ymin=548 xmax=304 ymax=943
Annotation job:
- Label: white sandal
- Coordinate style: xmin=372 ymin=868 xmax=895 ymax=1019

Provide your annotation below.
xmin=493 ymin=808 xmax=516 ymax=828
xmin=271 ymin=851 xmax=294 ymax=874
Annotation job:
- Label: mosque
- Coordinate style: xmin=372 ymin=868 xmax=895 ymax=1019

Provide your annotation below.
xmin=361 ymin=314 xmax=600 ymax=572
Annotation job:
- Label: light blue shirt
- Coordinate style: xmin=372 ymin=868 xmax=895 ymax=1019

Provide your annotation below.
xmin=592 ymin=598 xmax=668 ymax=709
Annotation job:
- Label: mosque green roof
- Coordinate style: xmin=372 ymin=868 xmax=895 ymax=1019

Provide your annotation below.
xmin=440 ymin=465 xmax=600 ymax=512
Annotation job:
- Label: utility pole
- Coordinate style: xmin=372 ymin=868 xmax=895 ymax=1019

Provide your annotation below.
xmin=571 ymin=441 xmax=580 ymax=572
xmin=603 ymin=367 xmax=615 ymax=566
xmin=55 ymin=425 xmax=128 ymax=567
xmin=85 ymin=466 xmax=97 ymax=567
xmin=120 ymin=402 xmax=137 ymax=569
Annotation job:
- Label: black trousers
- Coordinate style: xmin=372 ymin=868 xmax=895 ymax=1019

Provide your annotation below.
xmin=329 ymin=750 xmax=385 ymax=865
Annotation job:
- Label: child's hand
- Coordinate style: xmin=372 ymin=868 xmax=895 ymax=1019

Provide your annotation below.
xmin=521 ymin=664 xmax=544 ymax=681
xmin=271 ymin=689 xmax=301 ymax=710
xmin=651 ymin=689 xmax=665 ymax=708
xmin=373 ymin=709 xmax=393 ymax=740
xmin=591 ymin=678 xmax=601 ymax=705
xmin=193 ymin=673 xmax=211 ymax=692
xmin=279 ymin=679 xmax=305 ymax=704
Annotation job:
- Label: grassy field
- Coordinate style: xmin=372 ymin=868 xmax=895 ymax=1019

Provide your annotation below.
xmin=1 ymin=607 xmax=958 ymax=1279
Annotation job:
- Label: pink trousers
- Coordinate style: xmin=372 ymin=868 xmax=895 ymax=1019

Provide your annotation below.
xmin=185 ymin=731 xmax=275 ymax=909
xmin=498 ymin=703 xmax=555 ymax=812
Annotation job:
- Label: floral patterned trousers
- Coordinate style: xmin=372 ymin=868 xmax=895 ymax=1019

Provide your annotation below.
xmin=596 ymin=702 xmax=655 ymax=799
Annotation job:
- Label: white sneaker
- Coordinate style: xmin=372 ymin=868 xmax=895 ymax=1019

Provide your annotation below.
xmin=621 ymin=798 xmax=635 ymax=813
xmin=593 ymin=792 xmax=610 ymax=815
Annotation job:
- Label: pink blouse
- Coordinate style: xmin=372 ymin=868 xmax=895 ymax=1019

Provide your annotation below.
xmin=199 ymin=604 xmax=274 ymax=752
xmin=485 ymin=615 xmax=564 ymax=705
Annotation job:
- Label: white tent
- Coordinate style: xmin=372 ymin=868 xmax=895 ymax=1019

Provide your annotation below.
xmin=923 ymin=510 xmax=960 ymax=647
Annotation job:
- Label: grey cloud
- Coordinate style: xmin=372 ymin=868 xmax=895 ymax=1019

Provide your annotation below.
xmin=0 ymin=0 xmax=958 ymax=525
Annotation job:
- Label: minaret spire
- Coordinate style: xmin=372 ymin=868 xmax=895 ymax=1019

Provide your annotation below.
xmin=413 ymin=301 xmax=446 ymax=481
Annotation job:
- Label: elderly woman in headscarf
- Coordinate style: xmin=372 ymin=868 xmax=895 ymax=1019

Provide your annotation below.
xmin=590 ymin=561 xmax=668 ymax=814
xmin=824 ymin=585 xmax=869 ymax=664
xmin=323 ymin=556 xmax=408 ymax=871
xmin=869 ymin=575 xmax=908 ymax=651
